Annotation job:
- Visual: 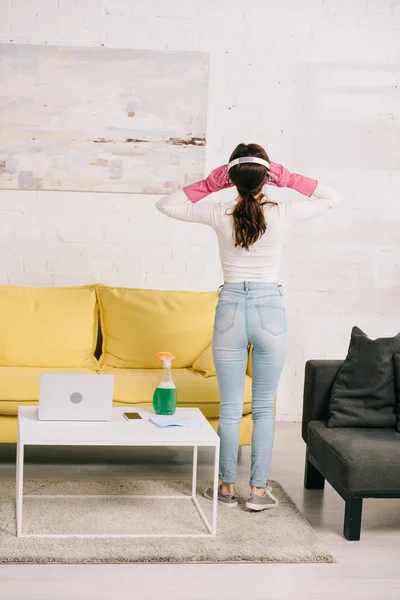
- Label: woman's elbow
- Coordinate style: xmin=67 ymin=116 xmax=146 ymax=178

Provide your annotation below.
xmin=155 ymin=198 xmax=168 ymax=214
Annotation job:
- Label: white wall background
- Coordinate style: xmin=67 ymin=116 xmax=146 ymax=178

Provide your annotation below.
xmin=0 ymin=0 xmax=399 ymax=420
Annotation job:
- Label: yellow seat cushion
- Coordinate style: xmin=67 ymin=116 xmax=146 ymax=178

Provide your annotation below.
xmin=0 ymin=285 xmax=98 ymax=368
xmin=0 ymin=416 xmax=19 ymax=443
xmin=247 ymin=345 xmax=253 ymax=377
xmin=191 ymin=344 xmax=216 ymax=378
xmin=100 ymin=367 xmax=252 ymax=419
xmin=0 ymin=367 xmax=97 ymax=415
xmin=97 ymin=286 xmax=217 ymax=369
xmin=192 ymin=344 xmax=254 ymax=378
xmin=209 ymin=414 xmax=252 ymax=446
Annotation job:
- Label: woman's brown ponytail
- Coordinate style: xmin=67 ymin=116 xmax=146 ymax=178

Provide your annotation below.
xmin=228 ymin=143 xmax=276 ymax=251
xmin=232 ymin=188 xmax=267 ymax=250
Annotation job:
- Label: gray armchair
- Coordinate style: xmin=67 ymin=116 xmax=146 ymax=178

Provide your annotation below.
xmin=302 ymin=360 xmax=400 ymax=540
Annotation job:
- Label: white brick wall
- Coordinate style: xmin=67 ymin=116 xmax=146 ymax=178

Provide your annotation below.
xmin=0 ymin=0 xmax=399 ymax=420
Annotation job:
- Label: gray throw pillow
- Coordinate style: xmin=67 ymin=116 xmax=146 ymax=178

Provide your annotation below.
xmin=328 ymin=326 xmax=399 ymax=428
xmin=394 ymin=353 xmax=400 ymax=433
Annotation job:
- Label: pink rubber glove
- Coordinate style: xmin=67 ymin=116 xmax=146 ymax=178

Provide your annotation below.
xmin=267 ymin=161 xmax=318 ymax=197
xmin=183 ymin=165 xmax=234 ymax=204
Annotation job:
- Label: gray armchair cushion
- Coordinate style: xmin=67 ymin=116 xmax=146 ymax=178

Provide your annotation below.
xmin=394 ymin=353 xmax=400 ymax=433
xmin=308 ymin=421 xmax=400 ymax=493
xmin=328 ymin=326 xmax=399 ymax=428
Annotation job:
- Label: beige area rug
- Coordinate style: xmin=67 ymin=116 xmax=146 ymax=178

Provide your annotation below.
xmin=0 ymin=479 xmax=334 ymax=564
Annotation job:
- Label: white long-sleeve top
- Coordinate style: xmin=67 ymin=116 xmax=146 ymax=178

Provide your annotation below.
xmin=156 ymin=183 xmax=343 ymax=283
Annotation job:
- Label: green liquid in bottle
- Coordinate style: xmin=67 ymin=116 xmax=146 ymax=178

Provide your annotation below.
xmin=153 ymin=387 xmax=177 ymax=416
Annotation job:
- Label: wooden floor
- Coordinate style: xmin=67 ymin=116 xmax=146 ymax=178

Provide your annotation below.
xmin=1 ymin=422 xmax=400 ymax=600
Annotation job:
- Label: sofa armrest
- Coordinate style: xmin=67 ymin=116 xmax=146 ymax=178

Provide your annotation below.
xmin=302 ymin=359 xmax=343 ymax=444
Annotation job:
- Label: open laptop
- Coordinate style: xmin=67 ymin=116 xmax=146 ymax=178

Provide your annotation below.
xmin=38 ymin=374 xmax=114 ymax=422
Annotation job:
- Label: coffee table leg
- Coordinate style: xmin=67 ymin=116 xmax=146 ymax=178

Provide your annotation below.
xmin=192 ymin=445 xmax=198 ymax=498
xmin=212 ymin=443 xmax=220 ymax=537
xmin=16 ymin=441 xmax=24 ymax=537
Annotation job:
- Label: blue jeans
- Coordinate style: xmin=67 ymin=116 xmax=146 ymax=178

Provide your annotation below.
xmin=212 ymin=282 xmax=289 ymax=488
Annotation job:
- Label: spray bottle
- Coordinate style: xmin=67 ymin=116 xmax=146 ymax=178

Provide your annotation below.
xmin=153 ymin=352 xmax=177 ymax=415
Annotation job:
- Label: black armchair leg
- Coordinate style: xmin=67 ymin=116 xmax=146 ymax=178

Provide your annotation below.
xmin=304 ymin=449 xmax=325 ymax=489
xmin=344 ymin=495 xmax=363 ymax=541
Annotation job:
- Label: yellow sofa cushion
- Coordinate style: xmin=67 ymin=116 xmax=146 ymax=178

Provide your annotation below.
xmin=99 ymin=366 xmax=252 ymax=419
xmin=0 ymin=367 xmax=97 ymax=414
xmin=0 ymin=416 xmax=19 ymax=443
xmin=208 ymin=414 xmax=252 ymax=446
xmin=191 ymin=344 xmax=216 ymax=378
xmin=192 ymin=344 xmax=254 ymax=378
xmin=0 ymin=285 xmax=98 ymax=368
xmin=97 ymin=286 xmax=217 ymax=369
xmin=247 ymin=345 xmax=253 ymax=377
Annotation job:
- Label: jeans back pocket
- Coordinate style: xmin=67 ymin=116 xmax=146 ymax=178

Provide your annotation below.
xmin=214 ymin=302 xmax=238 ymax=334
xmin=255 ymin=304 xmax=286 ymax=336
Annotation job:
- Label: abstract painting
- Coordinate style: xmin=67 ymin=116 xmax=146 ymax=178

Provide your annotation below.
xmin=0 ymin=44 xmax=209 ymax=194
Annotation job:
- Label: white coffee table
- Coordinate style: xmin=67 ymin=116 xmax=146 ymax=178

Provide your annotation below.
xmin=16 ymin=406 xmax=220 ymax=539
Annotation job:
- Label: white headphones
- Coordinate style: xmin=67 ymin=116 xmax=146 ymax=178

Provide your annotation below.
xmin=228 ymin=157 xmax=270 ymax=170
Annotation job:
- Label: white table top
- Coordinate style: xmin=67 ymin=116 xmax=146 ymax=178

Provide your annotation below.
xmin=18 ymin=406 xmax=219 ymax=447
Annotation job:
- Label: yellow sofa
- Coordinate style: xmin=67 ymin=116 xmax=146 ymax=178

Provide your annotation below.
xmin=0 ymin=284 xmax=253 ymax=445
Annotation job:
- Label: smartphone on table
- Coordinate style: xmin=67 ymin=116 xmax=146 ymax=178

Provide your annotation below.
xmin=123 ymin=412 xmax=143 ymax=421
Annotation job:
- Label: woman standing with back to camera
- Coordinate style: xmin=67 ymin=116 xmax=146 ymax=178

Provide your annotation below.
xmin=156 ymin=143 xmax=342 ymax=511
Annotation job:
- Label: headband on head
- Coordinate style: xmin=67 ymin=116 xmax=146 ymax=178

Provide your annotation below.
xmin=228 ymin=156 xmax=270 ymax=171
